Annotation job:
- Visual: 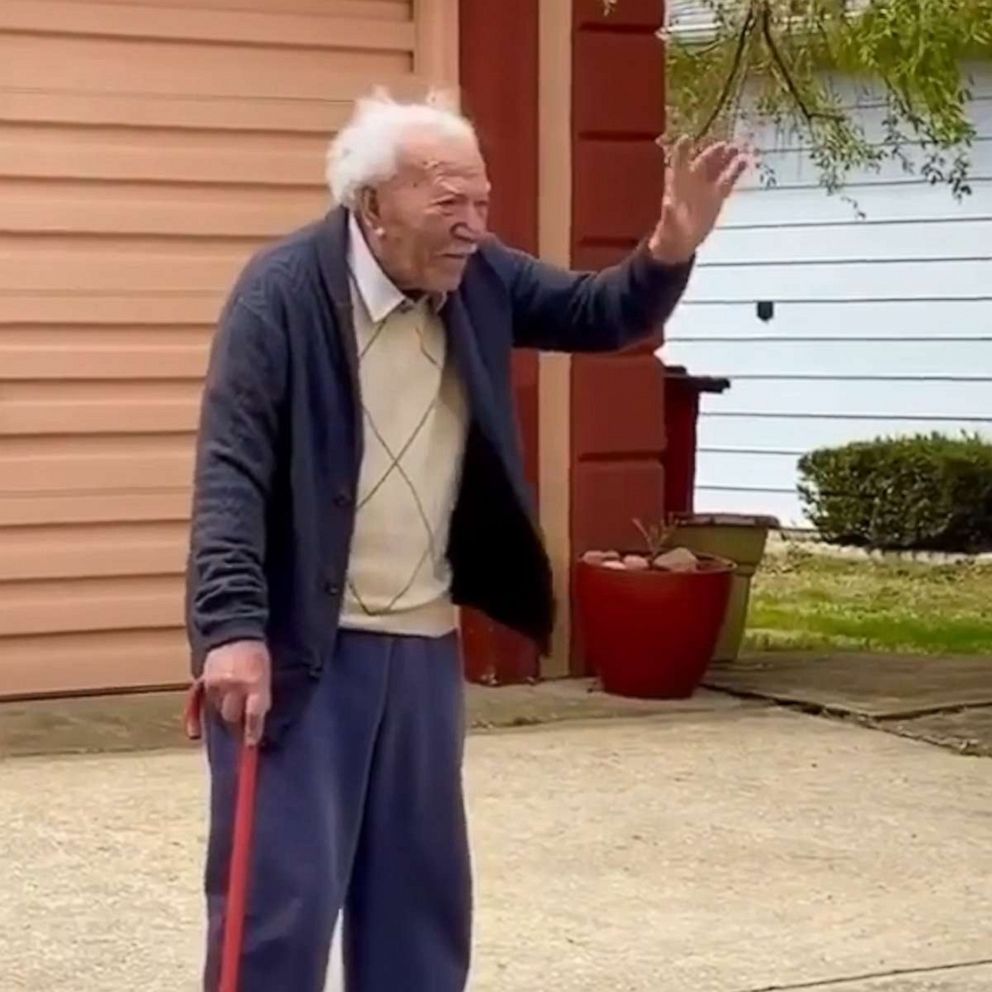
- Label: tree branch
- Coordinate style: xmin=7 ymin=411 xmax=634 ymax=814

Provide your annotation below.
xmin=695 ymin=4 xmax=758 ymax=141
xmin=759 ymin=1 xmax=842 ymax=125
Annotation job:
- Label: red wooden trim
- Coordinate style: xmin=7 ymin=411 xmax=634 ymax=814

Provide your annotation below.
xmin=569 ymin=0 xmax=668 ymax=674
xmin=458 ymin=0 xmax=541 ymax=684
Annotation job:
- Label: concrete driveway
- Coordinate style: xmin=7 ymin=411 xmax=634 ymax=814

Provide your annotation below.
xmin=3 ymin=699 xmax=991 ymax=991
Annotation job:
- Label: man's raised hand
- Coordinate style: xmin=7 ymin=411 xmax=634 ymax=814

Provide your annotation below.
xmin=648 ymin=136 xmax=749 ymax=266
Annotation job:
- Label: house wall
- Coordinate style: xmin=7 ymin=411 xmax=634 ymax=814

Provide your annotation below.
xmin=661 ymin=64 xmax=992 ymax=528
xmin=0 ymin=0 xmax=457 ymax=697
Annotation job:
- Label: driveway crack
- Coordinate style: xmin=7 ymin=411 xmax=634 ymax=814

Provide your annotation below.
xmin=730 ymin=957 xmax=992 ymax=992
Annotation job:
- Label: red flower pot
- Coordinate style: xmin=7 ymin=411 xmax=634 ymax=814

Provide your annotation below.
xmin=575 ymin=555 xmax=735 ymax=699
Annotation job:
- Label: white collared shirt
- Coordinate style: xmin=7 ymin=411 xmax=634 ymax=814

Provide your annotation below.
xmin=347 ymin=213 xmax=409 ymax=322
xmin=346 ymin=213 xmax=445 ymax=320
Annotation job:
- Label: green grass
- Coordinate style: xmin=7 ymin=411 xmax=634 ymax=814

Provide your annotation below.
xmin=744 ymin=549 xmax=992 ymax=656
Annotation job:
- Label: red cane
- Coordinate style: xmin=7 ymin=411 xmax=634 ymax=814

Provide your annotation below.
xmin=185 ymin=681 xmax=261 ymax=992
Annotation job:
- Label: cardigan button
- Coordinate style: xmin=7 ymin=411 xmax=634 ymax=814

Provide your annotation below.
xmin=323 ymin=578 xmax=341 ymax=596
xmin=333 ymin=491 xmax=351 ymax=508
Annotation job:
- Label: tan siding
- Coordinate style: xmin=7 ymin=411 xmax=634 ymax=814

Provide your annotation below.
xmin=0 ymin=2 xmax=416 ymax=50
xmin=0 ymin=0 xmax=456 ymax=696
xmin=0 ymin=492 xmax=193 ymax=528
xmin=0 ymin=576 xmax=183 ymax=637
xmin=0 ymin=629 xmax=191 ymax=699
xmin=5 ymin=295 xmax=223 ymax=326
xmin=0 ymin=521 xmax=189 ymax=581
xmin=1 ymin=186 xmax=326 ymax=238
xmin=0 ymin=86 xmax=420 ymax=133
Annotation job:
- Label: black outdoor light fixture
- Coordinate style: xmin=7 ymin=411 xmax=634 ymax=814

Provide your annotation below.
xmin=756 ymin=300 xmax=775 ymax=322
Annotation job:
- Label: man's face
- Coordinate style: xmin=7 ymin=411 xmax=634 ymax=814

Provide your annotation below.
xmin=359 ymin=131 xmax=491 ymax=294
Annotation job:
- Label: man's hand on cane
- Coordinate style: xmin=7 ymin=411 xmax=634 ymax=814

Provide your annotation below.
xmin=203 ymin=640 xmax=272 ymax=746
xmin=648 ymin=136 xmax=750 ymax=267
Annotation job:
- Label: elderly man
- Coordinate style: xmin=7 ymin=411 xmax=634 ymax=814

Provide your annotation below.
xmin=186 ymin=91 xmax=746 ymax=991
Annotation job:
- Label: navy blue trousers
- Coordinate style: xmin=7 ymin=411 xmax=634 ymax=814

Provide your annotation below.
xmin=203 ymin=631 xmax=472 ymax=991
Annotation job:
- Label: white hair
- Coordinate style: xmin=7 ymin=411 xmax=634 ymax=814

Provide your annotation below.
xmin=326 ymin=88 xmax=479 ymax=208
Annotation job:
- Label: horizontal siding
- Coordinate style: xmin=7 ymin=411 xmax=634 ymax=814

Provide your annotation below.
xmin=667 ymin=338 xmax=992 ymax=379
xmin=0 ymin=79 xmax=424 ymax=133
xmin=739 ymin=105 xmax=992 ymax=176
xmin=0 ymin=576 xmax=183 ymax=638
xmin=682 ymin=378 xmax=991 ymax=420
xmin=48 ymin=0 xmax=408 ymax=16
xmin=695 ymin=414 xmax=992 ymax=454
xmin=667 ymin=299 xmax=991 ymax=340
xmin=1 ymin=182 xmax=326 ymax=239
xmin=665 ymin=0 xmax=714 ymax=34
xmin=0 ymin=492 xmax=193 ymax=529
xmin=2 ymin=43 xmax=406 ymax=105
xmin=1 ymin=127 xmax=331 ymax=187
xmin=694 ymin=217 xmax=992 ymax=265
xmin=680 ymin=259 xmax=990 ymax=303
xmin=662 ymin=65 xmax=992 ymax=528
xmin=0 ymin=1 xmax=414 ymax=49
xmin=0 ymin=521 xmax=189 ymax=582
xmin=0 ymin=629 xmax=190 ymax=699
xmin=0 ymin=0 xmax=443 ymax=696
xmin=722 ymin=178 xmax=992 ymax=224
xmin=4 ymin=246 xmax=253 ymax=294
xmin=1 ymin=435 xmax=194 ymax=495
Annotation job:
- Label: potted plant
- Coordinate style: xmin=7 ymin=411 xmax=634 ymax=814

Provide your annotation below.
xmin=575 ymin=520 xmax=735 ymax=699
xmin=667 ymin=513 xmax=779 ymax=664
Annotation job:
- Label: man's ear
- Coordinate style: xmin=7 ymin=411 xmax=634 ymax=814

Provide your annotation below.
xmin=358 ymin=188 xmax=384 ymax=236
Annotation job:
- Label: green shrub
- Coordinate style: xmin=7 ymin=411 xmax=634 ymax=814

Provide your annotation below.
xmin=797 ymin=433 xmax=992 ymax=553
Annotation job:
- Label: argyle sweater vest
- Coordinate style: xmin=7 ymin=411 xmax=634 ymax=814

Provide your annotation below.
xmin=339 ymin=287 xmax=469 ymax=635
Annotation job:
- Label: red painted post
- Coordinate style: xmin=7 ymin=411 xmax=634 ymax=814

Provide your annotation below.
xmin=569 ymin=0 xmax=668 ymax=673
xmin=457 ymin=0 xmax=541 ymax=683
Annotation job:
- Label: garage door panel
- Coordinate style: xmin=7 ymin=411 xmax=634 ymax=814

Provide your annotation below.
xmin=1 ymin=246 xmax=249 ymax=292
xmin=0 ymin=182 xmax=327 ymax=238
xmin=0 ymin=436 xmax=194 ymax=493
xmin=1 ymin=122 xmax=330 ymax=167
xmin=1 ymin=400 xmax=199 ymax=436
xmin=0 ymin=491 xmax=191 ymax=528
xmin=0 ymin=84 xmax=420 ymax=134
xmin=0 ymin=520 xmax=188 ymax=582
xmin=2 ymin=36 xmax=409 ymax=101
xmin=1 ymin=2 xmax=415 ymax=52
xmin=0 ymin=325 xmax=211 ymax=350
xmin=0 ymin=0 xmax=454 ymax=695
xmin=1 ymin=134 xmax=325 ymax=187
xmin=0 ymin=575 xmax=183 ymax=637
xmin=1 ymin=380 xmax=203 ymax=403
xmin=4 ymin=233 xmax=263 ymax=259
xmin=0 ymin=628 xmax=190 ymax=698
xmin=0 ymin=293 xmax=223 ymax=326
xmin=0 ymin=340 xmax=208 ymax=379
xmin=53 ymin=0 xmax=411 ymax=21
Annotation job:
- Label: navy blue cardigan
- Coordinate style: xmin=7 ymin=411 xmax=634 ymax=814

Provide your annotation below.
xmin=185 ymin=207 xmax=692 ymax=741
